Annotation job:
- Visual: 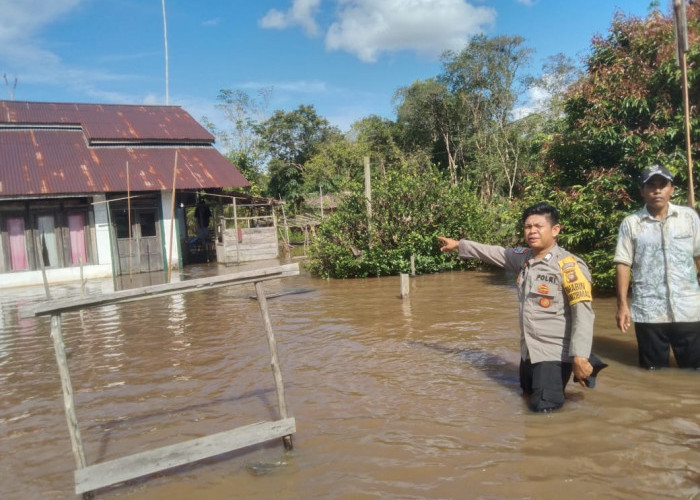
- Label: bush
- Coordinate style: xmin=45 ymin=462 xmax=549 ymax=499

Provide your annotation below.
xmin=305 ymin=167 xmax=508 ymax=278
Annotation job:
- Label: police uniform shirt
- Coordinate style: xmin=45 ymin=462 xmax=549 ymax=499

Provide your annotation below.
xmin=458 ymin=240 xmax=595 ymax=364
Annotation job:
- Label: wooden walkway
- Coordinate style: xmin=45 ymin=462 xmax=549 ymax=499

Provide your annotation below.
xmin=32 ymin=263 xmax=300 ymax=497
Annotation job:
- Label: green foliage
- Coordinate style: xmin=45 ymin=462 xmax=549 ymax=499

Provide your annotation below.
xmin=211 ymin=6 xmax=700 ymax=294
xmin=305 ymin=167 xmax=504 ymax=278
xmin=303 ymin=137 xmax=368 ymax=194
xmin=540 ymin=5 xmax=700 ymax=289
xmin=257 ymin=105 xmax=343 ymax=205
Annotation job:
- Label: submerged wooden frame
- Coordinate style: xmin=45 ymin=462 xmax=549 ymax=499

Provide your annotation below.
xmin=32 ymin=263 xmax=300 ymax=497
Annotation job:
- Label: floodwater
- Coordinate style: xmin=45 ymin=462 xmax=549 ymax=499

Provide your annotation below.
xmin=0 ymin=261 xmax=698 ymax=500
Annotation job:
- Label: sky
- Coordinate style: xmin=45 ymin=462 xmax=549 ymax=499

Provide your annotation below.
xmin=0 ymin=0 xmax=658 ymax=144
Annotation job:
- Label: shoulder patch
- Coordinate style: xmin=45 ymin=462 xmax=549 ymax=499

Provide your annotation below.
xmin=557 ymin=256 xmax=592 ymax=305
xmin=513 ymin=247 xmax=528 ymax=254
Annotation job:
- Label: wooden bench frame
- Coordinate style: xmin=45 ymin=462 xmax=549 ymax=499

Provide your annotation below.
xmin=32 ymin=263 xmax=300 ymax=497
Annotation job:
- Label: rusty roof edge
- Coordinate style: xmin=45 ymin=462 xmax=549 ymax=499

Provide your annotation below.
xmin=0 ymin=123 xmax=82 ymax=129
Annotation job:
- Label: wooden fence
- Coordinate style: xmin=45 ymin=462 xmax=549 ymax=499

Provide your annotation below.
xmin=31 ymin=263 xmax=299 ymax=497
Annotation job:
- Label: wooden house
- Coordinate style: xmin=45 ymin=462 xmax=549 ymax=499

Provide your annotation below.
xmin=0 ymin=100 xmax=266 ymax=288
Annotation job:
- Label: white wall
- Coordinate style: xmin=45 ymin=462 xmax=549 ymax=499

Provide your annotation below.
xmin=160 ymin=190 xmax=181 ymax=269
xmin=0 ymin=265 xmax=113 ymax=289
xmin=93 ymin=194 xmax=113 ymax=266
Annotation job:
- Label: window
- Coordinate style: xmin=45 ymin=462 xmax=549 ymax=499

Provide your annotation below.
xmin=7 ymin=217 xmax=28 ymax=271
xmin=2 ymin=206 xmax=92 ymax=272
xmin=139 ymin=212 xmax=157 ymax=237
xmin=114 ymin=212 xmax=131 ymax=239
xmin=68 ymin=213 xmax=87 ymax=265
xmin=37 ymin=215 xmax=59 ymax=267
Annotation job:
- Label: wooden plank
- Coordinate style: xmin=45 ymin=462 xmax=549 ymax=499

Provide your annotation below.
xmin=254 ymin=282 xmax=293 ymax=451
xmin=74 ymin=418 xmax=296 ymax=495
xmin=50 ymin=314 xmax=88 ymax=471
xmin=32 ymin=263 xmax=299 ymax=317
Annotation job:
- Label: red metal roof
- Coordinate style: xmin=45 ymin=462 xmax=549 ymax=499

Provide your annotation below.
xmin=0 ymin=100 xmax=249 ymax=196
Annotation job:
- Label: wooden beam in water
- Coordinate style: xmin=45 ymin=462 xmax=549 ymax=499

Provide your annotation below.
xmin=32 ymin=263 xmax=300 ymax=317
xmin=255 ymin=281 xmax=293 ymax=450
xmin=50 ymin=314 xmax=88 ymax=471
xmin=74 ymin=418 xmax=296 ymax=495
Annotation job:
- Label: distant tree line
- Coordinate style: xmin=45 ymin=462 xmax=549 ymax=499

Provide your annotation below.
xmin=204 ymin=4 xmax=699 ymax=291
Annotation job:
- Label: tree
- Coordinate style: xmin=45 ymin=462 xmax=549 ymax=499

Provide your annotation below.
xmin=304 ymin=137 xmax=367 ymax=194
xmin=350 ymin=115 xmax=406 ymax=177
xmin=439 ymin=34 xmax=534 ymax=199
xmin=204 ymin=88 xmax=272 ymax=194
xmin=394 ymin=79 xmax=464 ymax=184
xmin=257 ymin=105 xmax=343 ymax=206
xmin=550 ymin=6 xmax=698 ymax=191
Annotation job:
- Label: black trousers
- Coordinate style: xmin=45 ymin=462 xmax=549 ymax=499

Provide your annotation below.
xmin=634 ymin=322 xmax=700 ymax=369
xmin=519 ymin=358 xmax=572 ymax=412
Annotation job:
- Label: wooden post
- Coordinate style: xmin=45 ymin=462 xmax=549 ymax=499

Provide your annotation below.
xmin=674 ymin=0 xmax=695 ymax=207
xmin=279 ymin=198 xmax=290 ymax=257
xmin=410 ymin=254 xmax=416 ymax=276
xmin=126 ymin=161 xmax=133 ymax=281
xmin=233 ymin=196 xmax=241 ymax=264
xmin=319 ymin=186 xmax=324 ymax=219
xmin=400 ymin=273 xmax=409 ymax=298
xmin=79 ymin=255 xmax=86 ymax=297
xmin=50 ymin=314 xmax=88 ymax=471
xmin=254 ymin=281 xmax=293 ymax=450
xmin=167 ymin=152 xmax=178 ymax=282
xmin=364 ymin=156 xmax=372 ymax=229
xmin=106 ymin=201 xmax=119 ymax=291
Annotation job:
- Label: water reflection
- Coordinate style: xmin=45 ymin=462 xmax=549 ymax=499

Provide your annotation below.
xmin=0 ymin=266 xmax=698 ymax=500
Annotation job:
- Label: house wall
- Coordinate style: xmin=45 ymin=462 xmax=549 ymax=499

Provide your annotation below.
xmin=0 ymin=192 xmax=187 ymax=289
xmin=160 ymin=191 xmax=181 ymax=269
xmin=0 ymin=196 xmax=114 ymax=289
xmin=0 ymin=264 xmax=114 ymax=289
xmin=93 ymin=194 xmax=112 ymax=266
xmin=216 ymin=227 xmax=279 ymax=264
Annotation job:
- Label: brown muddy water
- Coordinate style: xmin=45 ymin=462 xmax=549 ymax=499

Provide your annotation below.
xmin=1 ymin=261 xmax=698 ymax=500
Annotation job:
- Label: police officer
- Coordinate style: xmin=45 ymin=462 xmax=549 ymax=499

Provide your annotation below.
xmin=439 ymin=202 xmax=596 ymax=412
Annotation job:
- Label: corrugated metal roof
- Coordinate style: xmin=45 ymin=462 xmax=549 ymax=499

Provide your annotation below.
xmin=0 ymin=101 xmax=249 ymax=196
xmin=0 ymin=100 xmax=214 ymax=142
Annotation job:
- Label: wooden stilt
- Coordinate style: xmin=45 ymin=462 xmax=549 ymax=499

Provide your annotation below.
xmin=400 ymin=273 xmax=409 ymax=298
xmin=50 ymin=314 xmax=88 ymax=471
xmin=254 ymin=281 xmax=293 ymax=450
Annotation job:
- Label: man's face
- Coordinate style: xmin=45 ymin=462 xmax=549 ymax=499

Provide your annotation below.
xmin=641 ymin=176 xmax=674 ymax=212
xmin=523 ymin=214 xmax=560 ymax=254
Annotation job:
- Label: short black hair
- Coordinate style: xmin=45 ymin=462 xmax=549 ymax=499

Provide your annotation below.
xmin=522 ymin=202 xmax=560 ymax=226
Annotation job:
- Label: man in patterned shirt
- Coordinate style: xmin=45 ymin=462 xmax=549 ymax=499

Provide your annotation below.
xmin=439 ymin=202 xmax=596 ymax=412
xmin=614 ymin=164 xmax=700 ymax=369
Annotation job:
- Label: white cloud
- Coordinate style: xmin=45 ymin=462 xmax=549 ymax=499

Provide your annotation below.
xmin=326 ymin=0 xmax=496 ymax=62
xmin=259 ymin=0 xmax=323 ymax=36
xmin=260 ymin=0 xmax=496 ymax=62
xmin=515 ymin=0 xmax=537 ymax=6
xmin=259 ymin=0 xmax=498 ymax=62
xmin=0 ymin=1 xmax=94 ymax=91
xmin=0 ymin=0 xmax=83 ymax=45
xmin=0 ymin=0 xmax=157 ymax=104
xmin=512 ymin=85 xmax=549 ymax=119
xmin=238 ymin=79 xmax=330 ymax=94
